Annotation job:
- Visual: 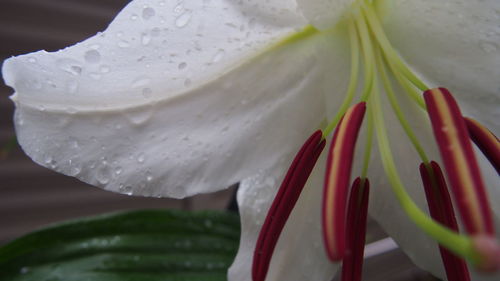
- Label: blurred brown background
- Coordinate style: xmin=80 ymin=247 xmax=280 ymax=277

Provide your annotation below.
xmin=0 ymin=1 xmax=439 ymax=280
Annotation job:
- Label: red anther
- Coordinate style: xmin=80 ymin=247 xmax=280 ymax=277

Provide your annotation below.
xmin=464 ymin=117 xmax=500 ymax=174
xmin=323 ymin=102 xmax=366 ymax=261
xmin=420 ymin=161 xmax=470 ymax=281
xmin=341 ymin=178 xmax=370 ymax=281
xmin=252 ymin=130 xmax=326 ymax=281
xmin=424 ymin=88 xmax=494 ymax=235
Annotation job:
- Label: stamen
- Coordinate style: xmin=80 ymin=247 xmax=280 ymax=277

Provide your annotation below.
xmin=420 ymin=161 xmax=470 ymax=281
xmin=370 ymin=52 xmax=478 ymax=266
xmin=341 ymin=177 xmax=370 ymax=281
xmin=323 ymin=102 xmax=366 ymax=261
xmin=424 ymin=88 xmax=494 ymax=235
xmin=252 ymin=130 xmax=326 ymax=281
xmin=464 ymin=117 xmax=500 ymax=174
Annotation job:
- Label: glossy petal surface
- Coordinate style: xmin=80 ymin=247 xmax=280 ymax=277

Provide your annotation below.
xmin=2 ymin=0 xmax=339 ymax=198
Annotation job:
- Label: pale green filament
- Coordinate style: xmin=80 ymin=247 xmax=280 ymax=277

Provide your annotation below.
xmin=355 ymin=11 xmax=375 ymax=102
xmin=323 ymin=19 xmax=360 ymax=138
xmin=370 ymin=47 xmax=479 ymax=264
xmin=361 ymin=4 xmax=428 ymax=94
xmin=376 ymin=52 xmax=429 ymax=163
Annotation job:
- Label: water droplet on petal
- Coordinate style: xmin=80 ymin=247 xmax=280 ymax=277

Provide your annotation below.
xmin=100 ymin=65 xmax=111 ymax=73
xmin=66 ymin=80 xmax=79 ymax=94
xmin=56 ymin=58 xmax=83 ymax=75
xmin=96 ymin=164 xmax=111 ymax=185
xmin=479 ymin=40 xmax=498 ymax=53
xmin=175 ymin=11 xmax=192 ymax=28
xmin=178 ymin=62 xmax=187 ymax=70
xmin=211 ymin=49 xmax=225 ymax=63
xmin=141 ymin=32 xmax=152 ymax=45
xmin=137 ymin=153 xmax=146 ymax=163
xmin=118 ymin=40 xmax=130 ymax=48
xmin=115 ymin=166 xmax=123 ymax=175
xmin=142 ymin=7 xmax=155 ymax=20
xmin=84 ymin=50 xmax=101 ymax=64
xmin=142 ymin=87 xmax=153 ymax=98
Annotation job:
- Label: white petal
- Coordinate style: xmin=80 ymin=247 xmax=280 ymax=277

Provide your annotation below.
xmin=384 ymin=0 xmax=500 ymax=132
xmin=229 ymin=154 xmax=339 ymax=281
xmin=296 ymin=0 xmax=356 ymax=30
xmin=3 ymin=0 xmax=306 ymax=110
xmin=2 ymin=6 xmax=353 ymax=198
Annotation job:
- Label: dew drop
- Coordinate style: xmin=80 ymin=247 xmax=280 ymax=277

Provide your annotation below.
xmin=178 ymin=62 xmax=187 ymax=70
xmin=141 ymin=32 xmax=152 ymax=45
xmin=66 ymin=80 xmax=79 ymax=94
xmin=211 ymin=49 xmax=226 ymax=63
xmin=142 ymin=7 xmax=156 ymax=20
xmin=56 ymin=58 xmax=83 ymax=75
xmin=130 ymin=14 xmax=139 ymax=21
xmin=146 ymin=171 xmax=153 ymax=182
xmin=96 ymin=164 xmax=111 ymax=185
xmin=44 ymin=155 xmax=53 ymax=164
xmin=175 ymin=11 xmax=192 ymax=28
xmin=184 ymin=78 xmax=192 ymax=87
xmin=137 ymin=153 xmax=146 ymax=163
xmin=115 ymin=166 xmax=123 ymax=175
xmin=151 ymin=27 xmax=161 ymax=36
xmin=27 ymin=57 xmax=37 ymax=63
xmin=132 ymin=76 xmax=151 ymax=88
xmin=173 ymin=4 xmax=184 ymax=14
xmin=100 ymin=65 xmax=111 ymax=73
xmin=69 ymin=165 xmax=82 ymax=176
xmin=84 ymin=50 xmax=101 ymax=64
xmin=89 ymin=72 xmax=102 ymax=80
xmin=120 ymin=185 xmax=133 ymax=195
xmin=479 ymin=40 xmax=498 ymax=53
xmin=124 ymin=106 xmax=154 ymax=125
xmin=118 ymin=40 xmax=130 ymax=48
xmin=142 ymin=87 xmax=153 ymax=98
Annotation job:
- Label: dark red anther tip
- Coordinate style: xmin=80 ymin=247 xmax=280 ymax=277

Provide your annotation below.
xmin=464 ymin=117 xmax=500 ymax=174
xmin=341 ymin=177 xmax=370 ymax=281
xmin=323 ymin=102 xmax=366 ymax=262
xmin=252 ymin=130 xmax=325 ymax=281
xmin=424 ymin=88 xmax=494 ymax=236
xmin=420 ymin=161 xmax=471 ymax=281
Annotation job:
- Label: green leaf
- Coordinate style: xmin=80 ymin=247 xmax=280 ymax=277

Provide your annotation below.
xmin=0 ymin=209 xmax=240 ymax=281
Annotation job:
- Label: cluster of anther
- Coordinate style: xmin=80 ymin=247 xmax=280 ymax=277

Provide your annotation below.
xmin=251 ymin=1 xmax=500 ymax=281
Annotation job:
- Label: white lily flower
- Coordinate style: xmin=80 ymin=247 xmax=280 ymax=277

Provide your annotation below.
xmin=2 ymin=0 xmax=499 ymax=280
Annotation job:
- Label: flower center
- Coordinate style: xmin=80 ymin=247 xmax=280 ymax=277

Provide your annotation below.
xmin=253 ymin=1 xmax=499 ymax=280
